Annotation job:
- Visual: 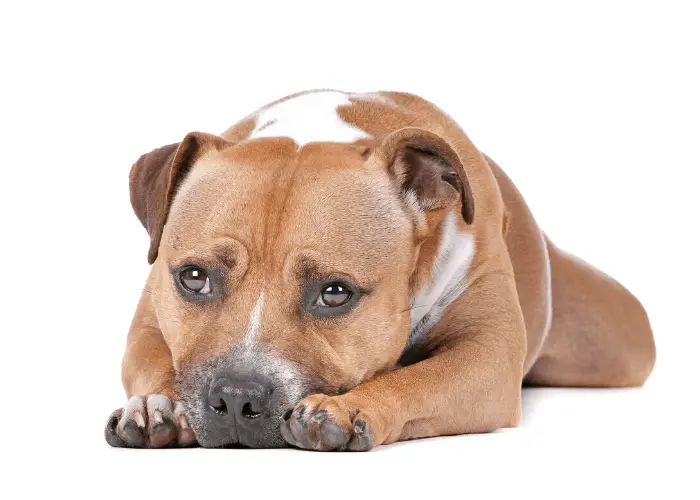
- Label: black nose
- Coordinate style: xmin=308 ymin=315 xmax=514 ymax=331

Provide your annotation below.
xmin=207 ymin=375 xmax=272 ymax=427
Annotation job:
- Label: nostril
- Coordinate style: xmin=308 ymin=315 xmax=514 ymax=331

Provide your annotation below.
xmin=210 ymin=398 xmax=228 ymax=415
xmin=208 ymin=374 xmax=272 ymax=424
xmin=241 ymin=402 xmax=262 ymax=419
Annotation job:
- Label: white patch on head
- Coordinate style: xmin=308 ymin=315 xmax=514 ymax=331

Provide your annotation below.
xmin=236 ymin=290 xmax=305 ymax=401
xmin=243 ymin=291 xmax=264 ymax=347
xmin=248 ymin=91 xmax=369 ymax=147
xmin=349 ymin=91 xmax=396 ymax=106
xmin=234 ymin=287 xmax=305 ymax=402
xmin=406 ymin=211 xmax=475 ymax=350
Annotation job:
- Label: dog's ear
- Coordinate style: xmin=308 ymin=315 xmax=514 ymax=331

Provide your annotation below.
xmin=376 ymin=127 xmax=474 ymax=225
xmin=129 ymin=132 xmax=230 ymax=264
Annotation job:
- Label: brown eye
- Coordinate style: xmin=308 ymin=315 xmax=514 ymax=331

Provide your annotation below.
xmin=318 ymin=283 xmax=352 ymax=307
xmin=179 ymin=266 xmax=211 ymax=294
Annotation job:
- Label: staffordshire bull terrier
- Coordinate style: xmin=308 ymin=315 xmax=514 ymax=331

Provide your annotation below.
xmin=105 ymin=90 xmax=656 ymax=450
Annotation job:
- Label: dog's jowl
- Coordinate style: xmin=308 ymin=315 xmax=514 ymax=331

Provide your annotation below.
xmin=105 ymin=90 xmax=656 ymax=450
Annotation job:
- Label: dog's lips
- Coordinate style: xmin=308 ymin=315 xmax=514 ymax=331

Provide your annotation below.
xmin=191 ymin=412 xmax=290 ymax=449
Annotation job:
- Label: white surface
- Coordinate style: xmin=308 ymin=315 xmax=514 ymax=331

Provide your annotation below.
xmin=1 ymin=1 xmax=698 ymax=498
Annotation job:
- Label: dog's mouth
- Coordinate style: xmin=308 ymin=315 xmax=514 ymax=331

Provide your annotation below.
xmin=187 ymin=396 xmax=294 ymax=449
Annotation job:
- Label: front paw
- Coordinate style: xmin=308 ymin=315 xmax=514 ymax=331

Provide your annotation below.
xmin=105 ymin=395 xmax=198 ymax=448
xmin=280 ymin=394 xmax=381 ymax=451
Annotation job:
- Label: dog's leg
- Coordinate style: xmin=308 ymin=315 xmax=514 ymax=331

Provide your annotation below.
xmin=281 ymin=272 xmax=527 ymax=451
xmin=105 ymin=285 xmax=197 ymax=448
xmin=524 ymin=238 xmax=656 ymax=387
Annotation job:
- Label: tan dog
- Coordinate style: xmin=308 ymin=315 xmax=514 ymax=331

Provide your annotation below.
xmin=105 ymin=90 xmax=656 ymax=450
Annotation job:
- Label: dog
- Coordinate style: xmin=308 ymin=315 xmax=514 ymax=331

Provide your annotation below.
xmin=105 ymin=90 xmax=656 ymax=450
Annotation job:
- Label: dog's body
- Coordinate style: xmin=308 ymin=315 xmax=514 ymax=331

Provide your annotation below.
xmin=105 ymin=90 xmax=655 ymax=450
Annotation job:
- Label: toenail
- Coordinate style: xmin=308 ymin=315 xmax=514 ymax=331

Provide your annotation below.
xmin=179 ymin=415 xmax=190 ymax=428
xmin=134 ymin=411 xmax=146 ymax=428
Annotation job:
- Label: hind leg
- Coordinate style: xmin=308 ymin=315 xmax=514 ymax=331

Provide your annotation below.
xmin=524 ymin=238 xmax=655 ymax=387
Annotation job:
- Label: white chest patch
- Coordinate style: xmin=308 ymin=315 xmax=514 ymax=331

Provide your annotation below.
xmin=248 ymin=91 xmax=369 ymax=147
xmin=407 ymin=212 xmax=475 ymax=350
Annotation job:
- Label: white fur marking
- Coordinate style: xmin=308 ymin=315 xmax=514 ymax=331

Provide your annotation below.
xmin=541 ymin=230 xmax=553 ymax=336
xmin=408 ymin=212 xmax=475 ymax=348
xmin=249 ymin=91 xmax=369 ymax=147
xmin=237 ymin=290 xmax=305 ymax=400
xmin=349 ymin=91 xmax=396 ymax=106
xmin=243 ymin=291 xmax=265 ymax=346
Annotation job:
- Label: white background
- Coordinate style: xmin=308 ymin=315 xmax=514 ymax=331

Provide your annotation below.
xmin=1 ymin=1 xmax=698 ymax=498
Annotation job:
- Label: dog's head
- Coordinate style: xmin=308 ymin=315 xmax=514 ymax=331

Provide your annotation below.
xmin=129 ymin=128 xmax=473 ymax=447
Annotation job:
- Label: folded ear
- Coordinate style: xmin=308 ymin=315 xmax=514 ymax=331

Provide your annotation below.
xmin=129 ymin=132 xmax=230 ymax=264
xmin=377 ymin=127 xmax=474 ymax=225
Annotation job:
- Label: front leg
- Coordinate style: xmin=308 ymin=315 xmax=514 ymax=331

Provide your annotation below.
xmin=281 ymin=273 xmax=526 ymax=451
xmin=105 ymin=284 xmax=197 ymax=448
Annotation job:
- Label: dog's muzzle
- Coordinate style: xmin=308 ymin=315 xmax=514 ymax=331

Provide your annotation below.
xmin=175 ymin=348 xmax=324 ymax=448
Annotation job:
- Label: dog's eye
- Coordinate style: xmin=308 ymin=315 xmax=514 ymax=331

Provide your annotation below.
xmin=317 ymin=283 xmax=353 ymax=307
xmin=179 ymin=266 xmax=211 ymax=294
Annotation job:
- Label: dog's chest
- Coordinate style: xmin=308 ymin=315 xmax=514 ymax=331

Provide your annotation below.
xmin=404 ymin=212 xmax=476 ymax=355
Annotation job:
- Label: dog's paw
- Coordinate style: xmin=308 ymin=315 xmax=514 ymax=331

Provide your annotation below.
xmin=280 ymin=394 xmax=380 ymax=451
xmin=105 ymin=395 xmax=198 ymax=448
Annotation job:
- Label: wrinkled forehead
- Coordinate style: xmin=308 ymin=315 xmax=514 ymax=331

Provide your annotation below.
xmin=164 ymin=139 xmax=412 ymax=270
